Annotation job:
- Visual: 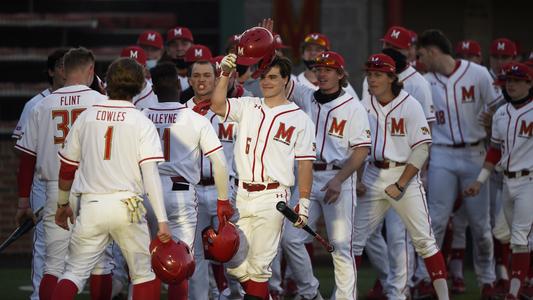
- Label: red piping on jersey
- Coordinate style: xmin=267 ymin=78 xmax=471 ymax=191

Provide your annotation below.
xmin=487 ymin=94 xmax=504 ymax=109
xmin=319 ymin=97 xmax=354 ymax=161
xmin=295 ymin=155 xmax=316 ymax=159
xmin=58 ymin=152 xmax=79 ymax=166
xmin=52 ymin=88 xmax=92 ymax=94
xmin=223 ymin=99 xmax=231 ymax=123
xmin=411 ymin=138 xmax=432 ymax=149
xmin=400 ymin=70 xmax=417 ymax=83
xmin=138 ymin=156 xmax=164 ymax=165
xmin=93 ymin=104 xmax=135 ymax=109
xmin=133 ymin=88 xmax=153 ymax=105
xmin=314 ymin=103 xmax=321 ymax=136
xmin=259 ymin=108 xmax=301 ymax=182
xmin=370 ymin=97 xmax=380 ymax=161
xmin=39 ymin=89 xmax=50 ymax=97
xmin=507 ymin=106 xmax=533 ymax=172
xmin=287 ymin=80 xmax=295 ymax=99
xmin=433 ymin=74 xmax=456 ymax=144
xmin=15 ymin=144 xmax=37 ymax=156
xmin=451 ymin=61 xmax=470 ymax=143
xmin=251 ymin=108 xmax=266 ymax=182
xmin=204 ymin=145 xmax=223 ymax=156
xmin=350 ymin=142 xmax=371 ymax=148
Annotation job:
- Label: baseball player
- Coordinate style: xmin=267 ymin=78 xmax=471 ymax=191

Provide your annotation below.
xmin=463 ymin=62 xmax=533 ymax=300
xmin=14 ymin=47 xmax=113 ymax=300
xmin=211 ymin=41 xmax=316 ymax=299
xmin=413 ymin=29 xmax=503 ymax=298
xmin=163 ymin=26 xmax=194 ymax=90
xmin=143 ymin=61 xmax=232 ymax=299
xmin=359 ymin=25 xmax=435 ymax=300
xmin=120 ymin=46 xmax=159 ymax=110
xmin=352 ymin=53 xmax=449 ymax=300
xmin=137 ymin=30 xmax=165 ymax=69
xmin=295 ymin=32 xmax=359 ymax=99
xmin=12 ymin=48 xmax=67 ymax=300
xmin=50 ymin=57 xmax=171 ymax=300
xmin=455 ymin=40 xmax=483 ymax=65
xmin=489 ymin=38 xmax=518 ymax=79
xmin=283 ymin=50 xmax=371 ymax=300
xmin=179 ymin=44 xmax=213 ymax=102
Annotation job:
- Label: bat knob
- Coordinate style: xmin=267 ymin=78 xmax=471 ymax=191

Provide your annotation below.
xmin=276 ymin=201 xmax=286 ymax=212
xmin=327 ymin=245 xmax=335 ymax=253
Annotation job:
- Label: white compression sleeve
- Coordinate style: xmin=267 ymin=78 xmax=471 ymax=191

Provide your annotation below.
xmin=208 ymin=150 xmax=229 ymax=200
xmin=140 ymin=161 xmax=168 ymax=222
xmin=407 ymin=143 xmax=429 ymax=170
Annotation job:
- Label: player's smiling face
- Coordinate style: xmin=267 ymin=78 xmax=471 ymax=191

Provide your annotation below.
xmin=506 ymin=78 xmax=532 ymax=100
xmin=314 ymin=66 xmax=342 ymax=94
xmin=367 ymin=71 xmax=394 ymax=98
xmin=260 ymin=66 xmax=287 ymax=98
xmin=189 ymin=62 xmax=216 ymax=97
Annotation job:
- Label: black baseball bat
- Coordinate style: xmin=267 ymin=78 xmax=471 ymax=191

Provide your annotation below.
xmin=276 ymin=201 xmax=335 ymax=253
xmin=0 ymin=207 xmax=43 ymax=253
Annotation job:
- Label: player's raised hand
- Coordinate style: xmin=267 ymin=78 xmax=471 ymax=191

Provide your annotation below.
xmin=321 ymin=177 xmax=342 ymax=204
xmin=463 ymin=181 xmax=482 ymax=197
xmin=220 ymin=54 xmax=237 ymax=75
xmin=157 ymin=222 xmax=171 ymax=243
xmin=55 ymin=204 xmax=75 ymax=231
xmin=258 ymin=18 xmax=274 ymax=32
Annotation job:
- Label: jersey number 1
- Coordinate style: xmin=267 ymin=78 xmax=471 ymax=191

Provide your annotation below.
xmin=103 ymin=126 xmax=114 ymax=160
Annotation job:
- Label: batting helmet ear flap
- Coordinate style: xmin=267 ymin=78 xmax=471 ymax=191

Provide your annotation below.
xmin=202 ymin=221 xmax=240 ymax=263
xmin=150 ymin=238 xmax=195 ymax=284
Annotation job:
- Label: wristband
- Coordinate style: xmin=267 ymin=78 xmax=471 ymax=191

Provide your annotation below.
xmin=58 ymin=189 xmax=70 ymax=206
xmin=476 ymin=168 xmax=491 ymax=184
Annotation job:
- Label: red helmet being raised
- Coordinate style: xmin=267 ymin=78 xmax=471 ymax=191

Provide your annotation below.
xmin=236 ymin=27 xmax=275 ymax=78
xmin=150 ymin=238 xmax=195 ymax=284
xmin=202 ymin=221 xmax=240 ymax=263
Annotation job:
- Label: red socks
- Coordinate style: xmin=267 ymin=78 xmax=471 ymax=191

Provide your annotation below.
xmin=211 ymin=263 xmax=228 ymax=292
xmin=168 ymin=280 xmax=189 ymax=300
xmin=424 ymin=251 xmax=448 ymax=281
xmin=39 ymin=274 xmax=58 ymax=300
xmin=133 ymin=278 xmax=160 ymax=300
xmin=245 ymin=280 xmax=268 ymax=299
xmin=51 ymin=279 xmax=78 ymax=300
xmin=90 ymin=274 xmax=112 ymax=300
xmin=510 ymin=252 xmax=530 ymax=283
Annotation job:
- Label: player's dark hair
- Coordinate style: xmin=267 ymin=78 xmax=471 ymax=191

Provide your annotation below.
xmin=417 ymin=29 xmax=453 ymax=55
xmin=338 ymin=69 xmax=349 ymax=88
xmin=106 ymin=58 xmax=144 ymax=101
xmin=46 ymin=48 xmax=68 ymax=85
xmin=264 ymin=55 xmax=292 ymax=80
xmin=390 ymin=74 xmax=404 ymax=97
xmin=187 ymin=60 xmax=216 ymax=78
xmin=63 ymin=47 xmax=95 ymax=75
xmin=151 ymin=62 xmax=181 ymax=102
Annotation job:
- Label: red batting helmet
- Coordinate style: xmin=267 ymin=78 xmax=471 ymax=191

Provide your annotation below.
xmin=202 ymin=221 xmax=240 ymax=263
xmin=150 ymin=238 xmax=195 ymax=284
xmin=236 ymin=27 xmax=275 ymax=78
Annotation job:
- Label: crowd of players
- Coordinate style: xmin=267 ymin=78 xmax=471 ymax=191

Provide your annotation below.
xmin=11 ymin=17 xmax=533 ymax=300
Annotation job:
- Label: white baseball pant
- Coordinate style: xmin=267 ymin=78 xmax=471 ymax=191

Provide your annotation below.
xmin=30 ymin=176 xmax=46 ymax=300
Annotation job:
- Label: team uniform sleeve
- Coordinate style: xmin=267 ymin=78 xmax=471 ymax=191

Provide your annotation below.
xmin=138 ymin=117 xmax=165 ymax=165
xmin=407 ymin=100 xmax=432 ymax=148
xmin=490 ymin=109 xmax=504 ymax=145
xmin=14 ymin=104 xmax=40 ymax=156
xmin=198 ymin=116 xmax=224 ymax=157
xmin=58 ymin=111 xmax=84 ymax=166
xmin=294 ymin=116 xmax=317 ymax=161
xmin=361 ymin=77 xmax=371 ymax=102
xmin=348 ymin=104 xmax=372 ymax=149
xmin=288 ymin=80 xmax=314 ymax=112
xmin=479 ymin=67 xmax=504 ymax=109
xmin=343 ymin=82 xmax=360 ymax=101
xmin=410 ymin=80 xmax=436 ymax=122
xmin=223 ymin=96 xmax=249 ymax=123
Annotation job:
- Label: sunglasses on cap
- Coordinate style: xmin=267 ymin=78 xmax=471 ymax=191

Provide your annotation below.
xmin=304 ymin=35 xmax=328 ymax=48
xmin=364 ymin=60 xmax=395 ymax=70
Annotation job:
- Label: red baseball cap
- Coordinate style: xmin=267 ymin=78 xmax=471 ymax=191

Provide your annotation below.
xmin=455 ymin=40 xmax=482 ymax=57
xmin=381 ymin=26 xmax=412 ymax=50
xmin=312 ymin=51 xmax=344 ymax=70
xmin=273 ymin=33 xmax=289 ymax=49
xmin=364 ymin=53 xmax=396 ymax=74
xmin=184 ymin=44 xmax=213 ymax=63
xmin=167 ymin=26 xmax=194 ymax=43
xmin=495 ymin=62 xmax=533 ymax=85
xmin=137 ymin=31 xmax=164 ymax=49
xmin=303 ymin=33 xmax=330 ymax=50
xmin=409 ymin=30 xmax=418 ymax=44
xmin=120 ymin=46 xmax=147 ymax=66
xmin=490 ymin=38 xmax=517 ymax=57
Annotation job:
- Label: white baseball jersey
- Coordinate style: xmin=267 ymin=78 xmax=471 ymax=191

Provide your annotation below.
xmin=12 ymin=88 xmax=51 ymax=139
xmin=59 ymin=100 xmax=163 ymax=194
xmin=185 ymin=98 xmax=238 ymax=178
xmin=290 ymin=83 xmax=371 ymax=165
xmin=424 ymin=59 xmax=503 ymax=145
xmin=295 ymin=72 xmax=360 ymax=100
xmin=491 ymin=100 xmax=533 ymax=172
xmin=362 ymin=90 xmax=432 ymax=162
xmin=132 ymin=79 xmax=159 ymax=109
xmin=143 ymin=102 xmax=223 ymax=184
xmin=362 ymin=66 xmax=435 ymax=122
xmin=15 ymin=85 xmax=107 ymax=181
xmin=223 ymin=97 xmax=316 ymax=186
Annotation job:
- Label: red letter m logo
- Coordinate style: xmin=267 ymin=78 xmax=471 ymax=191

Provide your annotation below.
xmin=218 ymin=123 xmax=234 ymax=141
xmin=274 ymin=122 xmax=295 ymax=145
xmin=328 ymin=117 xmax=346 ymax=137
xmin=461 ymin=86 xmax=475 ymax=102
xmin=391 ymin=117 xmax=405 ymax=136
xmin=519 ymin=120 xmax=533 ymax=137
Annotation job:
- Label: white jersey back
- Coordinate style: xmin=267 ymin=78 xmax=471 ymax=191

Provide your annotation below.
xmin=362 ymin=66 xmax=435 ymax=122
xmin=224 ymin=97 xmax=316 ymax=186
xmin=59 ymin=100 xmax=163 ymax=194
xmin=491 ymin=100 xmax=533 ymax=172
xmin=132 ymin=79 xmax=159 ymax=109
xmin=15 ymin=85 xmax=107 ymax=181
xmin=424 ymin=60 xmax=503 ymax=145
xmin=12 ymin=88 xmax=51 ymax=139
xmin=290 ymin=83 xmax=371 ymax=166
xmin=143 ymin=102 xmax=223 ymax=184
xmin=185 ymin=98 xmax=238 ymax=178
xmin=361 ymin=90 xmax=432 ymax=162
xmin=295 ymin=72 xmax=360 ymax=100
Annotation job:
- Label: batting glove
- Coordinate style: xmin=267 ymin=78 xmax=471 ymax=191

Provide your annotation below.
xmin=220 ymin=54 xmax=237 ymax=76
xmin=294 ymin=198 xmax=310 ymax=228
xmin=121 ymin=196 xmax=147 ymax=223
xmin=217 ymin=199 xmax=234 ymax=225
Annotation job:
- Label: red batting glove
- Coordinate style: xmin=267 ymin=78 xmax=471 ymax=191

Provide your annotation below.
xmin=217 ymin=199 xmax=234 ymax=225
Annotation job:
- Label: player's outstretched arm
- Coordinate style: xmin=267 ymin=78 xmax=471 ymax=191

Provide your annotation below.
xmin=16 ymin=152 xmax=37 ymax=226
xmin=463 ymin=144 xmax=500 ymax=197
xmin=385 ymin=143 xmax=429 ymax=200
xmin=209 ymin=150 xmax=234 ymax=224
xmin=211 ymin=54 xmax=237 ymax=117
xmin=294 ymin=160 xmax=313 ymax=228
xmin=140 ymin=161 xmax=171 ymax=242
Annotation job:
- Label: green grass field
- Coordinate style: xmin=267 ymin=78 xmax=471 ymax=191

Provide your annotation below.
xmin=2 ymin=265 xmax=482 ymax=299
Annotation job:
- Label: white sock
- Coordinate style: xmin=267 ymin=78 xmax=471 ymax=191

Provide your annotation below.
xmin=509 ymin=278 xmax=521 ymax=296
xmin=432 ymin=278 xmax=449 ymax=300
xmin=496 ymin=264 xmax=509 ymax=281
